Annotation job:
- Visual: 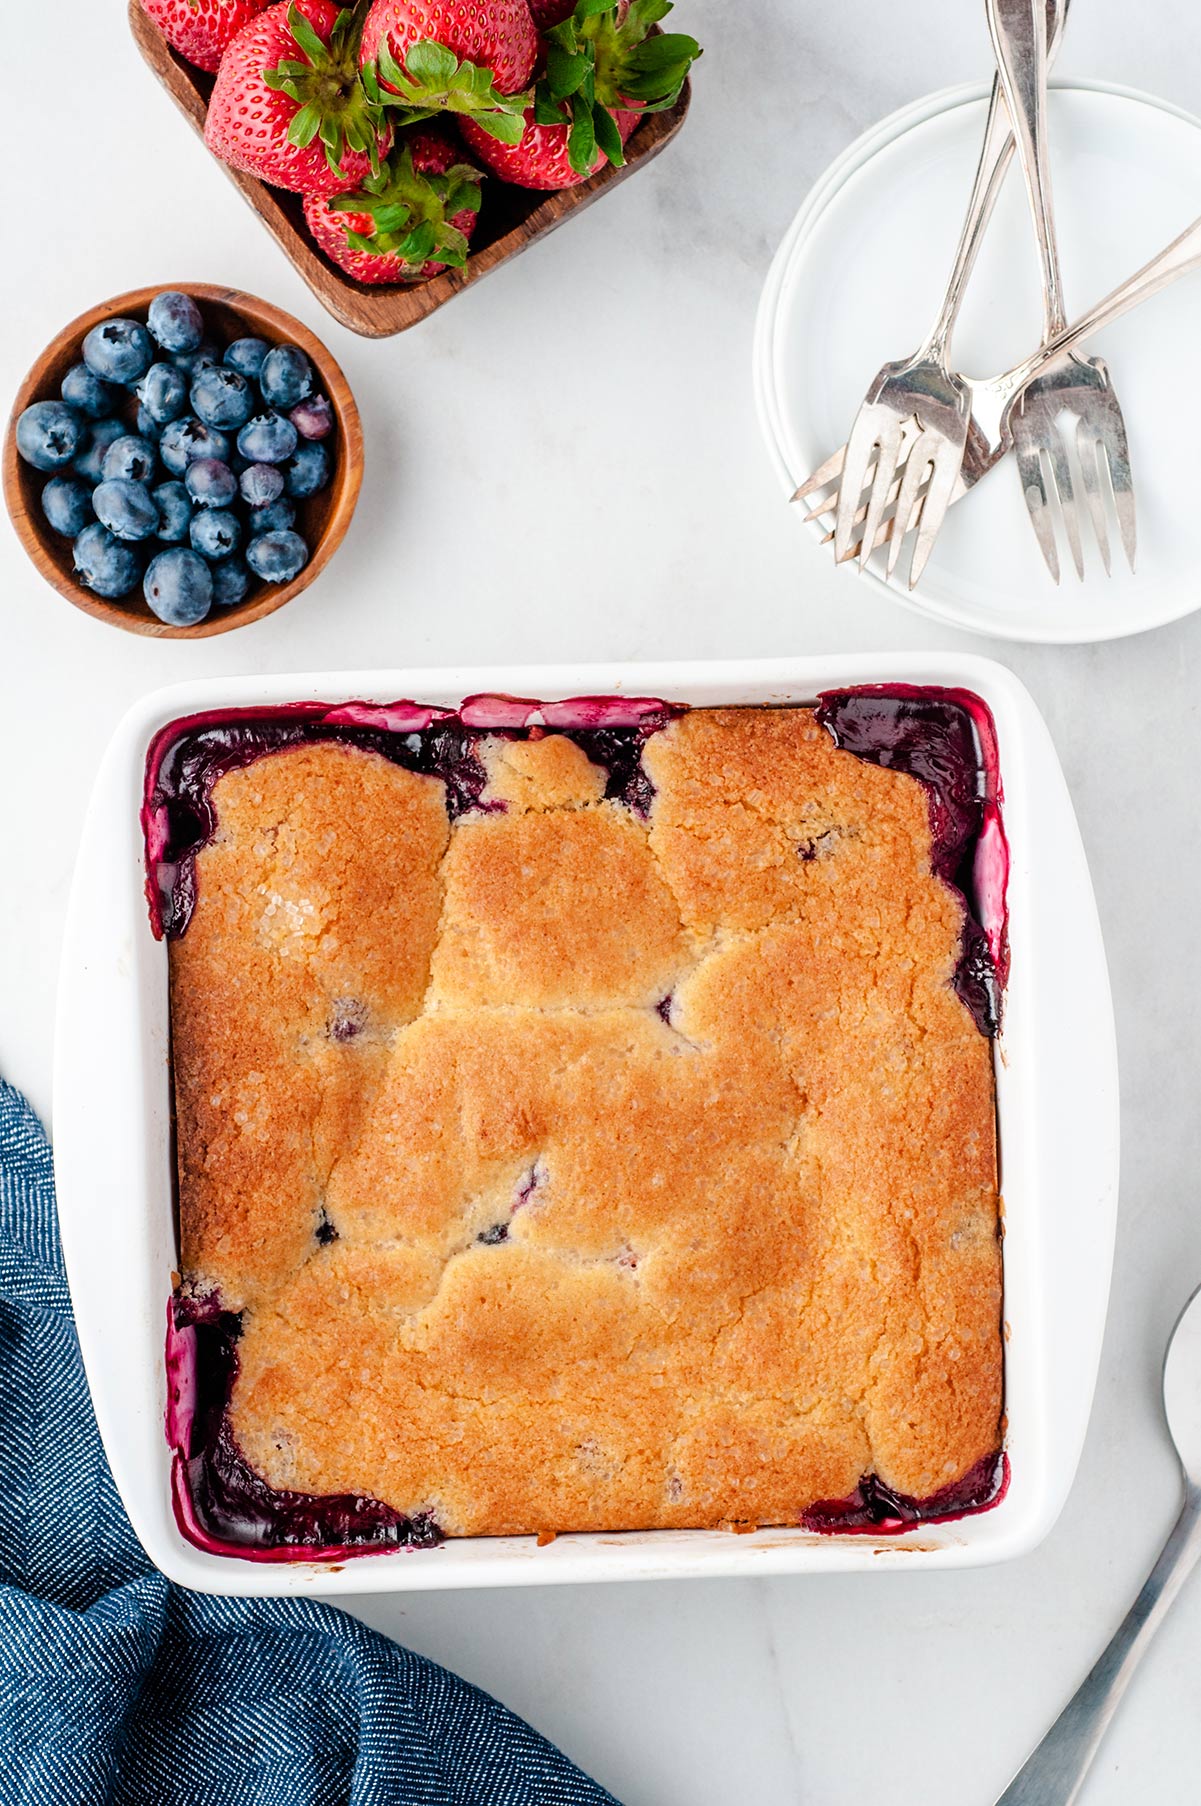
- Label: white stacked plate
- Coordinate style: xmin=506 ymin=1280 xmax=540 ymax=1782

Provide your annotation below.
xmin=755 ymin=82 xmax=1201 ymax=642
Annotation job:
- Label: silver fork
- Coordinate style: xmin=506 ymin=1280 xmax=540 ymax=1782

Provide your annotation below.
xmin=796 ymin=213 xmax=1201 ymax=563
xmin=829 ymin=0 xmax=1070 ymax=589
xmin=987 ymin=0 xmax=1137 ymax=580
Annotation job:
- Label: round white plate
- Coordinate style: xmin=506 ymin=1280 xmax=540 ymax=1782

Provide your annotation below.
xmin=755 ymin=82 xmax=1201 ymax=643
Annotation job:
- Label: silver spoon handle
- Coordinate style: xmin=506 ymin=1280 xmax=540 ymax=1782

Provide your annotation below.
xmin=1005 ymin=214 xmax=1201 ymax=396
xmin=986 ymin=0 xmax=1068 ymax=341
xmin=996 ymin=1489 xmax=1201 ymax=1806
xmin=927 ymin=0 xmax=1069 ymax=355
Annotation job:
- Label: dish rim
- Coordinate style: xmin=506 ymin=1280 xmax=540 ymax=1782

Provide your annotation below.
xmin=53 ymin=654 xmax=1119 ymax=1595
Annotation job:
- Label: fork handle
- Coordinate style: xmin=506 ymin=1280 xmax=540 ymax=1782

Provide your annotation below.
xmin=993 ymin=1488 xmax=1201 ymax=1805
xmin=987 ymin=0 xmax=1069 ymax=340
xmin=1006 ymin=213 xmax=1201 ymax=394
xmin=927 ymin=0 xmax=1069 ymax=356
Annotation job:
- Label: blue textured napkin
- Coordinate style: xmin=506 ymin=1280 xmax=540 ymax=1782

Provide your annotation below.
xmin=0 ymin=1077 xmax=618 ymax=1805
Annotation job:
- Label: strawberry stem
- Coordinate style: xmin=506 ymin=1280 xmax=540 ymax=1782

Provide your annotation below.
xmin=368 ymin=39 xmax=532 ymax=144
xmin=537 ymin=0 xmax=701 ymax=173
xmin=264 ymin=3 xmax=388 ymax=175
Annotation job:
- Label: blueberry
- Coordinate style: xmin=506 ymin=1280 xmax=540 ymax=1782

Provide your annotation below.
xmin=61 ymin=362 xmax=122 ymax=421
xmin=248 ymin=498 xmax=295 ymax=535
xmin=40 ymin=476 xmax=94 ymax=537
xmin=160 ymin=417 xmax=230 ymax=476
xmin=239 ymin=462 xmax=284 ymax=508
xmin=259 ymin=344 xmax=313 ymax=410
xmin=191 ymin=365 xmax=254 ymax=431
xmin=137 ymin=361 xmax=189 ymax=426
xmin=93 ymin=477 xmax=160 ymax=542
xmin=211 ymin=555 xmax=251 ymax=607
xmin=236 ymin=412 xmax=298 ymax=464
xmin=144 ymin=547 xmax=213 ymax=625
xmin=289 ymin=394 xmax=333 ymax=440
xmin=81 ymin=318 xmax=154 ymax=385
xmin=224 ymin=337 xmax=270 ymax=381
xmin=71 ymin=417 xmax=125 ymax=485
xmin=170 ymin=342 xmax=220 ymax=376
xmin=136 ymin=404 xmax=157 ymax=438
xmin=246 ymin=528 xmax=308 ymax=583
xmin=101 ymin=433 xmax=157 ymax=483
xmin=16 ymin=400 xmax=86 ymax=472
xmin=147 ymin=291 xmax=204 ymax=355
xmin=73 ymin=522 xmax=142 ymax=599
xmin=284 ymin=440 xmax=330 ymax=499
xmin=152 ymin=480 xmax=193 ymax=543
xmin=190 ymin=509 xmax=242 ymax=561
xmin=184 ymin=457 xmax=237 ymax=509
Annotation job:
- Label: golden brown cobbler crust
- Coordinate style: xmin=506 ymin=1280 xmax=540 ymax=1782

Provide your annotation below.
xmin=170 ymin=709 xmax=1001 ymax=1536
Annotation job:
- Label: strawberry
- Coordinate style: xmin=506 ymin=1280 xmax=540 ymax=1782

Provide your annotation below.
xmin=140 ymin=0 xmax=270 ymax=71
xmin=205 ymin=1 xmax=391 ymax=196
xmin=470 ymin=0 xmax=699 ymax=188
xmin=527 ymin=0 xmax=575 ymax=26
xmin=358 ymin=1 xmax=537 ymax=146
xmin=461 ymin=104 xmax=637 ymax=189
xmin=304 ymin=129 xmax=482 ymax=283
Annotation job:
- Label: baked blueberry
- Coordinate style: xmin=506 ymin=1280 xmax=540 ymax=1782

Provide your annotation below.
xmin=160 ymin=417 xmax=230 ymax=476
xmin=81 ymin=317 xmax=154 ymax=385
xmin=137 ymin=361 xmax=189 ymax=426
xmin=289 ymin=394 xmax=333 ymax=440
xmin=40 ymin=476 xmax=94 ymax=537
xmin=190 ymin=508 xmax=242 ymax=561
xmin=246 ymin=528 xmax=308 ymax=582
xmin=259 ymin=344 xmax=313 ymax=409
xmin=237 ymin=413 xmax=298 ymax=465
xmin=15 ymin=400 xmax=86 ymax=471
xmin=223 ymin=337 xmax=270 ymax=381
xmin=239 ymin=462 xmax=284 ymax=508
xmin=101 ymin=433 xmax=157 ymax=483
xmin=185 ymin=457 xmax=237 ymax=509
xmin=93 ymin=477 xmax=159 ymax=541
xmin=144 ymin=546 xmax=213 ymax=624
xmin=211 ymin=555 xmax=251 ymax=607
xmin=147 ymin=290 xmax=204 ymax=355
xmin=152 ymin=480 xmax=193 ymax=543
xmin=73 ymin=522 xmax=142 ymax=598
xmin=71 ymin=417 xmax=125 ymax=485
xmin=191 ymin=365 xmax=254 ymax=431
xmin=284 ymin=440 xmax=330 ymax=499
xmin=60 ymin=362 xmax=122 ymax=420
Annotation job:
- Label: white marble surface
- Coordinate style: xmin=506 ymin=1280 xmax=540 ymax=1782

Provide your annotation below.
xmin=4 ymin=3 xmax=1201 ymax=1800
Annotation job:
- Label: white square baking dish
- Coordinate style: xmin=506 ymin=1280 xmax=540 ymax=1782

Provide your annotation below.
xmin=53 ymin=654 xmax=1118 ymax=1596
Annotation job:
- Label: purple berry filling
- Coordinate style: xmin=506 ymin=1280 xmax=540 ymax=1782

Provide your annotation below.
xmin=149 ymin=687 xmax=1009 ymax=1555
xmin=802 ymin=1451 xmax=1010 ymax=1535
xmin=167 ymin=1296 xmax=441 ymax=1560
xmin=815 ymin=685 xmax=1008 ymax=1037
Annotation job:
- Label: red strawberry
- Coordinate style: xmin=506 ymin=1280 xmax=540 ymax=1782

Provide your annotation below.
xmin=461 ymin=105 xmax=637 ymax=189
xmin=478 ymin=0 xmax=698 ymax=189
xmin=205 ymin=0 xmax=391 ymax=196
xmin=140 ymin=0 xmax=270 ymax=71
xmin=304 ymin=129 xmax=482 ymax=283
xmin=360 ymin=0 xmax=537 ymax=97
xmin=527 ymin=0 xmax=574 ymax=25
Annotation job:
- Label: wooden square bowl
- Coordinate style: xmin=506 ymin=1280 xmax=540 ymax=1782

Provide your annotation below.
xmin=2 ymin=283 xmax=362 ymax=638
xmin=129 ymin=0 xmax=692 ymax=339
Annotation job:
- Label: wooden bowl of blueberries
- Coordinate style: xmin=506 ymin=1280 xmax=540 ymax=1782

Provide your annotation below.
xmin=2 ymin=283 xmax=362 ymax=636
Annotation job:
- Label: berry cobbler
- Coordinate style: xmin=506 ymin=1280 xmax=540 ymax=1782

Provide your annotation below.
xmin=147 ymin=691 xmax=1006 ymax=1556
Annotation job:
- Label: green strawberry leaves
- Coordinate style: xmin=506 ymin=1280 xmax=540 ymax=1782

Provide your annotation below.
xmin=264 ymin=4 xmax=388 ymax=175
xmin=534 ymin=0 xmax=701 ymax=174
xmin=330 ymin=141 xmax=483 ymax=274
xmin=369 ymin=38 xmax=532 ymax=144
